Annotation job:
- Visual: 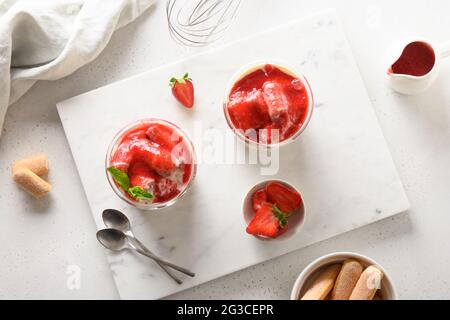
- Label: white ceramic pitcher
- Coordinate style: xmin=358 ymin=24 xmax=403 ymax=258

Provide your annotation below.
xmin=387 ymin=39 xmax=450 ymax=95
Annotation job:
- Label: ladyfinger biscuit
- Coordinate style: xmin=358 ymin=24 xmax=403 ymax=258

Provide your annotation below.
xmin=13 ymin=168 xmax=52 ymax=198
xmin=349 ymin=265 xmax=384 ymax=300
xmin=12 ymin=153 xmax=49 ymax=176
xmin=331 ymin=259 xmax=364 ymax=300
xmin=301 ymin=264 xmax=341 ymax=300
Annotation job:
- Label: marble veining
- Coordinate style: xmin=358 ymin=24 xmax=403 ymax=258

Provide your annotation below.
xmin=56 ymin=10 xmax=409 ymax=299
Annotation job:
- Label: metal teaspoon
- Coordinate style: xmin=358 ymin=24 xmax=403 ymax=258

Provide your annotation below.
xmin=96 ymin=228 xmax=195 ymax=277
xmin=102 ymin=209 xmax=183 ymax=284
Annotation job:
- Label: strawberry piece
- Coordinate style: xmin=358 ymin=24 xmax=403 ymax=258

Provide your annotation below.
xmin=154 ymin=177 xmax=179 ymax=202
xmin=227 ymin=90 xmax=270 ymax=131
xmin=128 ymin=161 xmax=180 ymax=202
xmin=125 ymin=129 xmax=147 ymax=141
xmin=265 ymin=182 xmax=302 ymax=213
xmin=110 ymin=140 xmax=133 ymax=172
xmin=252 ymin=189 xmax=268 ymax=212
xmin=246 ymin=203 xmax=287 ymax=238
xmin=286 ymin=80 xmax=309 ymax=126
xmin=170 ymin=73 xmax=194 ymax=108
xmin=146 ymin=123 xmax=182 ymax=150
xmin=182 ymin=163 xmax=193 ymax=184
xmin=128 ymin=161 xmax=157 ymax=192
xmin=129 ymin=139 xmax=176 ymax=176
xmin=110 ymin=129 xmax=149 ymax=172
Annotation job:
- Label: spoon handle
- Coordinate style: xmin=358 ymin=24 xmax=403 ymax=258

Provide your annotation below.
xmin=130 ymin=237 xmax=183 ymax=284
xmin=135 ymin=248 xmax=196 ymax=277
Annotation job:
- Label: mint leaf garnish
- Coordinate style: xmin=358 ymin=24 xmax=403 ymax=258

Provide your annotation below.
xmin=128 ymin=186 xmax=154 ymax=201
xmin=108 ymin=167 xmax=154 ymax=201
xmin=107 ymin=167 xmax=130 ymax=191
xmin=272 ymin=204 xmax=288 ymax=229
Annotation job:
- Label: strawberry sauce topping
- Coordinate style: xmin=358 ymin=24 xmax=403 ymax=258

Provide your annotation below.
xmin=227 ymin=64 xmax=310 ymax=144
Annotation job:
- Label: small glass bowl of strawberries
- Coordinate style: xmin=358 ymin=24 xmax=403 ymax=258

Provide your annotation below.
xmin=243 ymin=180 xmax=305 ymax=241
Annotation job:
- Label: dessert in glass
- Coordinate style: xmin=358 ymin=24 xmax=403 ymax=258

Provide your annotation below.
xmin=106 ymin=119 xmax=196 ymax=210
xmin=224 ymin=62 xmax=314 ymax=147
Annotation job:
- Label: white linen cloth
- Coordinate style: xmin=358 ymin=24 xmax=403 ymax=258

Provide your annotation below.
xmin=0 ymin=0 xmax=155 ymax=136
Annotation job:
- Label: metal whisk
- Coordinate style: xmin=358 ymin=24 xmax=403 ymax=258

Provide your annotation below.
xmin=166 ymin=0 xmax=241 ymax=47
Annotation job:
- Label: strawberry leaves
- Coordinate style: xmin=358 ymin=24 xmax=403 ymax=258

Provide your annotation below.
xmin=169 ymin=73 xmax=191 ymax=87
xmin=272 ymin=204 xmax=288 ymax=229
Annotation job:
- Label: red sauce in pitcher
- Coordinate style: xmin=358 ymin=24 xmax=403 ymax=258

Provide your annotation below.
xmin=389 ymin=41 xmax=436 ymax=77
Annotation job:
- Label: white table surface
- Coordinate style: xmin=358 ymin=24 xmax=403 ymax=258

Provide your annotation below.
xmin=0 ymin=0 xmax=449 ymax=300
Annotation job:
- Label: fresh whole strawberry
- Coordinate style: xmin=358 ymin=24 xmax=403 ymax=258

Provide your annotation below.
xmin=246 ymin=203 xmax=288 ymax=238
xmin=170 ymin=73 xmax=194 ymax=108
xmin=265 ymin=182 xmax=302 ymax=213
xmin=252 ymin=189 xmax=267 ymax=212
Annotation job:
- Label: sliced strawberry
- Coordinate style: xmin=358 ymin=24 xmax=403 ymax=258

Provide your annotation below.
xmin=146 ymin=123 xmax=182 ymax=150
xmin=110 ymin=140 xmax=133 ymax=172
xmin=252 ymin=189 xmax=268 ymax=212
xmin=155 ymin=177 xmax=179 ymax=202
xmin=265 ymin=182 xmax=302 ymax=213
xmin=227 ymin=90 xmax=270 ymax=131
xmin=170 ymin=73 xmax=194 ymax=108
xmin=170 ymin=142 xmax=191 ymax=167
xmin=124 ymin=129 xmax=147 ymax=141
xmin=128 ymin=161 xmax=156 ymax=192
xmin=110 ymin=129 xmax=150 ymax=171
xmin=246 ymin=203 xmax=288 ymax=238
xmin=129 ymin=139 xmax=176 ymax=176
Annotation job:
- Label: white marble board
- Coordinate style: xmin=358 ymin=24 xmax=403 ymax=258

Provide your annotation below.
xmin=57 ymin=10 xmax=409 ymax=300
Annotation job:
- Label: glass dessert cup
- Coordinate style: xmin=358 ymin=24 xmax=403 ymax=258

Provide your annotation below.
xmin=105 ymin=118 xmax=197 ymax=211
xmin=223 ymin=61 xmax=314 ymax=148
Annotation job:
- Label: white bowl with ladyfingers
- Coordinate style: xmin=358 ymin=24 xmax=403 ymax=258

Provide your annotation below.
xmin=291 ymin=252 xmax=397 ymax=300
